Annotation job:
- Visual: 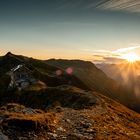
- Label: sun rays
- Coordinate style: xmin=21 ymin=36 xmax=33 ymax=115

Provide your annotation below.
xmin=111 ymin=55 xmax=140 ymax=97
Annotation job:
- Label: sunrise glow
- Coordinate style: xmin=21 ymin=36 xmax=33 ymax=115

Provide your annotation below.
xmin=122 ymin=53 xmax=140 ymax=62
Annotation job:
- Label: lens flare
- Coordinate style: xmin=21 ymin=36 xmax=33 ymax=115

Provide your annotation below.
xmin=66 ymin=67 xmax=73 ymax=75
xmin=56 ymin=70 xmax=62 ymax=76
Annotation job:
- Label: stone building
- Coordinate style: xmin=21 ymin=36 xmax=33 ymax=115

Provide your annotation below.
xmin=8 ymin=64 xmax=37 ymax=90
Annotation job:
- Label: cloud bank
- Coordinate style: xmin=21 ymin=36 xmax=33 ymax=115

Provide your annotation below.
xmin=92 ymin=45 xmax=140 ymax=63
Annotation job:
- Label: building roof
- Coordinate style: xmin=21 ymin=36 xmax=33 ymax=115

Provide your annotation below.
xmin=11 ymin=64 xmax=23 ymax=72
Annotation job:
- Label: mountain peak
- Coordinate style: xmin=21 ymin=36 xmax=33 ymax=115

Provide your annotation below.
xmin=5 ymin=52 xmax=14 ymax=57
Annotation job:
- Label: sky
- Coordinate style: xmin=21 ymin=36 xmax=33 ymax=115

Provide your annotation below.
xmin=1 ymin=0 xmax=140 ymax=63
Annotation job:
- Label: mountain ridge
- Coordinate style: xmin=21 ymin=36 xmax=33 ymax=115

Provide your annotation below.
xmin=0 ymin=53 xmax=140 ymax=139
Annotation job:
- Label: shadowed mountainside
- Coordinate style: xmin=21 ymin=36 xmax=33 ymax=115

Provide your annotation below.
xmin=46 ymin=59 xmax=140 ymax=113
xmin=0 ymin=52 xmax=88 ymax=92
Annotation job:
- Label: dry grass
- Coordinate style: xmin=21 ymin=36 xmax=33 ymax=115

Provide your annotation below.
xmin=25 ymin=81 xmax=47 ymax=91
xmin=0 ymin=103 xmax=58 ymax=132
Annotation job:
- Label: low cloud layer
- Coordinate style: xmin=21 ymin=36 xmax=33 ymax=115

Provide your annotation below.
xmin=92 ymin=45 xmax=140 ymax=63
xmin=93 ymin=55 xmax=124 ymax=64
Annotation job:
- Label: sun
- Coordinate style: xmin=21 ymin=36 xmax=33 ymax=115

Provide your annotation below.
xmin=122 ymin=53 xmax=140 ymax=62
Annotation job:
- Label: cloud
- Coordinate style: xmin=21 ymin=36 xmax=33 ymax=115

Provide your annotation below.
xmin=83 ymin=49 xmax=114 ymax=55
xmin=96 ymin=0 xmax=140 ymax=13
xmin=82 ymin=45 xmax=140 ymax=63
xmin=103 ymin=56 xmax=125 ymax=63
xmin=93 ymin=49 xmax=112 ymax=53
xmin=113 ymin=46 xmax=140 ymax=53
xmin=93 ymin=55 xmax=124 ymax=64
xmin=92 ymin=45 xmax=140 ymax=63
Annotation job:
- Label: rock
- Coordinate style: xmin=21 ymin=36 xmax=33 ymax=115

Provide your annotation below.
xmin=74 ymin=133 xmax=83 ymax=137
xmin=55 ymin=106 xmax=63 ymax=113
xmin=0 ymin=131 xmax=8 ymax=140
xmin=66 ymin=119 xmax=71 ymax=123
xmin=61 ymin=136 xmax=67 ymax=140
xmin=3 ymin=119 xmax=38 ymax=131
xmin=22 ymin=108 xmax=36 ymax=115
xmin=68 ymin=133 xmax=84 ymax=139
xmin=52 ymin=133 xmax=57 ymax=138
xmin=0 ymin=115 xmax=5 ymax=123
xmin=80 ymin=121 xmax=92 ymax=129
xmin=57 ymin=127 xmax=66 ymax=132
xmin=5 ymin=103 xmax=24 ymax=113
xmin=48 ymin=133 xmax=58 ymax=138
xmin=86 ymin=128 xmax=96 ymax=134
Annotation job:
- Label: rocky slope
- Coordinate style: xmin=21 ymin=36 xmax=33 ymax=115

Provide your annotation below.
xmin=0 ymin=90 xmax=140 ymax=140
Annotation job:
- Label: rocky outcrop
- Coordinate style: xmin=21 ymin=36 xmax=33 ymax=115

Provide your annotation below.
xmin=0 ymin=131 xmax=8 ymax=140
